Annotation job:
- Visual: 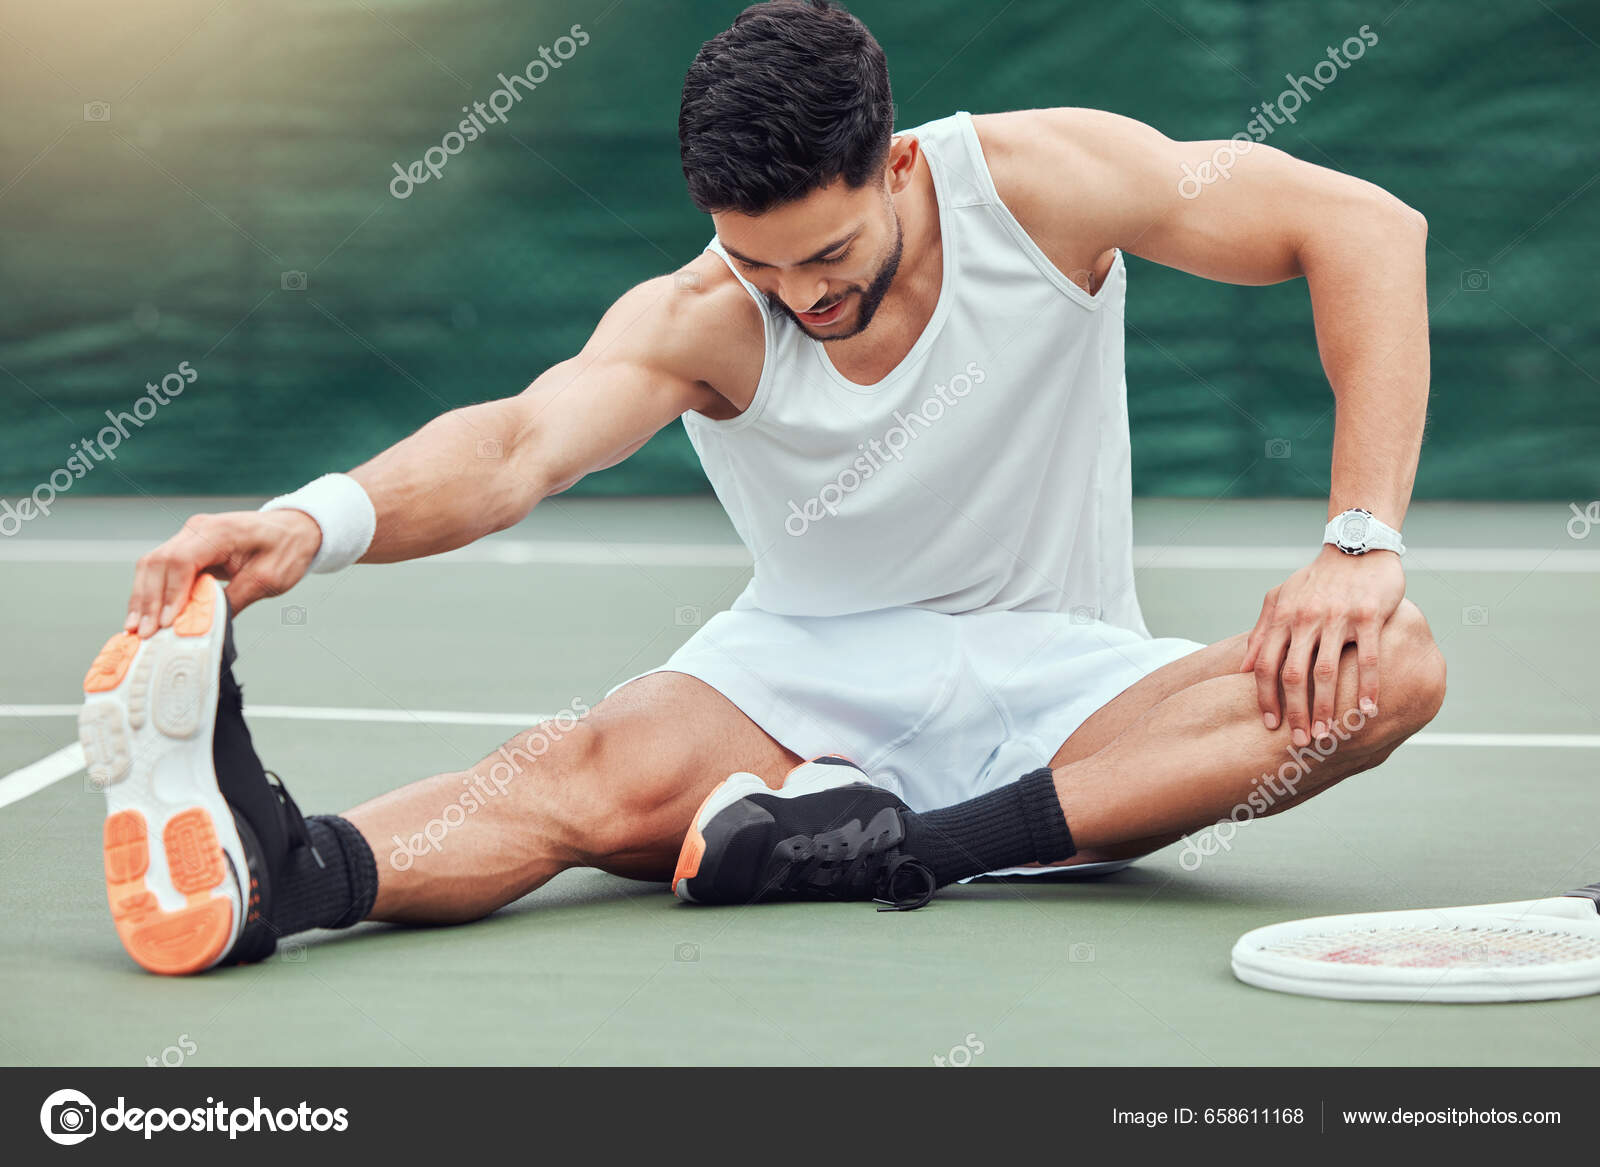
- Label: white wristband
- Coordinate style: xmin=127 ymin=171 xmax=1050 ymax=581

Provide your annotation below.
xmin=260 ymin=473 xmax=377 ymax=574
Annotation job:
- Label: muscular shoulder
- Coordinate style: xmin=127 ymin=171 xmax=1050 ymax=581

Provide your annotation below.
xmin=969 ymin=108 xmax=1176 ymax=280
xmin=585 ymin=252 xmax=765 ymax=420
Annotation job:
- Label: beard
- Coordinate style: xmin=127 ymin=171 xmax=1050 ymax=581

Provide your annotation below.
xmin=766 ymin=214 xmax=904 ymax=342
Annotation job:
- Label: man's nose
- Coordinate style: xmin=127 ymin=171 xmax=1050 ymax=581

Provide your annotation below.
xmin=778 ymin=273 xmax=831 ymax=313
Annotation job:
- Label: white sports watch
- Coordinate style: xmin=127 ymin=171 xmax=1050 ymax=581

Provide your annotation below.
xmin=1324 ymin=508 xmax=1405 ymax=556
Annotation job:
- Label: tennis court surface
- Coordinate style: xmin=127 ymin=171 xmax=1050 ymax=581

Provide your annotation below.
xmin=2 ymin=496 xmax=1596 ymax=1066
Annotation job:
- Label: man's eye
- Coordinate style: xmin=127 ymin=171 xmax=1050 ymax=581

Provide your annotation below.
xmin=816 ymin=251 xmax=848 ymax=266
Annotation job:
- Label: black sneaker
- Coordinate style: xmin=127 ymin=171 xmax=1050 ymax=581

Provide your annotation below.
xmin=80 ymin=574 xmax=317 ymax=973
xmin=673 ymin=756 xmax=937 ymax=911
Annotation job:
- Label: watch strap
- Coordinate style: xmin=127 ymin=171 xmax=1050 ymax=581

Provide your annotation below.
xmin=1324 ymin=509 xmax=1405 ymax=556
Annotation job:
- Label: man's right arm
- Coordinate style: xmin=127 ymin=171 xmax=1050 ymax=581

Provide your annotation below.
xmin=124 ymin=262 xmax=760 ymax=635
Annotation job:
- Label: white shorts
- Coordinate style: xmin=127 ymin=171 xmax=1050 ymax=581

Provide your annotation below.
xmin=614 ymin=605 xmax=1203 ymax=875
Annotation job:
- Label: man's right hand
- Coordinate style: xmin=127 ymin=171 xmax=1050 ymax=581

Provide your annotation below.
xmin=126 ymin=509 xmax=323 ymax=637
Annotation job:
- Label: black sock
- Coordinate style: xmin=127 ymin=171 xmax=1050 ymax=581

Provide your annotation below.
xmin=270 ymin=815 xmax=378 ymax=936
xmin=901 ymin=768 xmax=1075 ymax=885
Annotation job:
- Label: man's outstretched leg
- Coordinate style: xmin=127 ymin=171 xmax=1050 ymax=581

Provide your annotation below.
xmin=81 ymin=574 xmax=799 ymax=973
xmin=673 ymin=601 xmax=1446 ymax=907
xmin=344 ymin=671 xmax=799 ymax=924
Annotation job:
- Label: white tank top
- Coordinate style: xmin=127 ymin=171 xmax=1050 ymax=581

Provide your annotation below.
xmin=685 ymin=111 xmax=1148 ymax=635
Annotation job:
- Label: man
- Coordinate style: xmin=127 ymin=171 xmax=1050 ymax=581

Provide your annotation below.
xmin=82 ymin=0 xmax=1442 ymax=973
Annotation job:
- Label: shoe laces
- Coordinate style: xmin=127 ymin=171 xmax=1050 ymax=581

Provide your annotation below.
xmin=223 ymin=668 xmax=323 ymax=871
xmin=769 ymin=828 xmax=937 ymax=911
xmin=872 ymin=853 xmax=937 ymax=912
xmin=265 ymin=770 xmax=323 ymax=868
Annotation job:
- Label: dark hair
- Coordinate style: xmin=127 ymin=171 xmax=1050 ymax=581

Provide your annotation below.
xmin=679 ymin=1 xmax=894 ymax=214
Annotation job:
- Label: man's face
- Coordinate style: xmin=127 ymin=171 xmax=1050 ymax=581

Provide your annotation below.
xmin=712 ymin=172 xmax=905 ymax=342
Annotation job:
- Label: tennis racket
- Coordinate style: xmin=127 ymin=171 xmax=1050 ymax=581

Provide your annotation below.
xmin=1231 ymin=882 xmax=1600 ymax=1002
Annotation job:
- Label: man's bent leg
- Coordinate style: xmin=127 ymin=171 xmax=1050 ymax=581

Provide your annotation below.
xmin=1047 ymin=599 xmax=1446 ymax=861
xmin=343 ymin=672 xmax=800 ymax=924
xmin=662 ymin=603 xmax=1445 ymax=907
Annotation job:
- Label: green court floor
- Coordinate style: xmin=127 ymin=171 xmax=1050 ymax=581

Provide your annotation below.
xmin=2 ymin=498 xmax=1597 ymax=1066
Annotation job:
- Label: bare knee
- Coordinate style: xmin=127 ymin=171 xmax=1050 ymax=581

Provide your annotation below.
xmin=1377 ymin=599 xmax=1447 ymax=731
xmin=461 ymin=674 xmax=794 ymax=879
xmin=1331 ymin=599 xmax=1444 ymax=764
xmin=1275 ymin=599 xmax=1440 ymax=779
xmin=490 ymin=712 xmax=706 ymax=877
xmin=573 ymin=721 xmax=706 ymax=870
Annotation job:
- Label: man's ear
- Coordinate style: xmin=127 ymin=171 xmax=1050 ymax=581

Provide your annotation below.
xmin=885 ymin=134 xmax=920 ymax=195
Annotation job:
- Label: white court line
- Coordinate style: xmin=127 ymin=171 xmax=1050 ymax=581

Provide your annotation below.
xmin=0 ymin=704 xmax=548 ymax=726
xmin=3 ymin=703 xmax=1593 ymax=745
xmin=0 ymin=539 xmax=753 ymax=568
xmin=1403 ymin=733 xmax=1600 ymax=749
xmin=1136 ymin=547 xmax=1600 ymax=572
xmin=2 ymin=704 xmax=1597 ymax=812
xmin=0 ymin=743 xmax=87 ymax=808
xmin=2 ymin=539 xmax=1599 ymax=572
xmin=0 ymin=705 xmax=555 ymax=812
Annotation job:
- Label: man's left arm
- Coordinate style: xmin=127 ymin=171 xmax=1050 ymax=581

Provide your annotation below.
xmin=987 ymin=108 xmax=1429 ymax=746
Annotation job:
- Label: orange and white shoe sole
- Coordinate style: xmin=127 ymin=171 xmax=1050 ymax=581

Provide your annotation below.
xmin=672 ymin=755 xmax=867 ymax=902
xmin=79 ymin=574 xmax=247 ymax=975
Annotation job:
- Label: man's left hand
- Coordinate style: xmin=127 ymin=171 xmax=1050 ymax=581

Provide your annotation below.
xmin=1240 ymin=544 xmax=1405 ymax=745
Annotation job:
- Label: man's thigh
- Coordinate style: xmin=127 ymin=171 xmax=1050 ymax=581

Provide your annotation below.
xmin=1049 ymin=633 xmax=1247 ymax=766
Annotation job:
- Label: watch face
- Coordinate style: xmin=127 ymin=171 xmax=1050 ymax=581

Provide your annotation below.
xmin=1340 ymin=514 xmax=1371 ymax=548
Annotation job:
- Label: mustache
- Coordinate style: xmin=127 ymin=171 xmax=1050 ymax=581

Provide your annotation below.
xmin=768 ymin=290 xmax=854 ymax=315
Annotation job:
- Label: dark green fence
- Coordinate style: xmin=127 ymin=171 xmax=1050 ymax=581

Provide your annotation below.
xmin=2 ymin=0 xmax=1595 ymax=501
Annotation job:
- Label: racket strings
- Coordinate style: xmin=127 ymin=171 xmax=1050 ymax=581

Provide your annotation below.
xmin=1259 ymin=925 xmax=1600 ymax=968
